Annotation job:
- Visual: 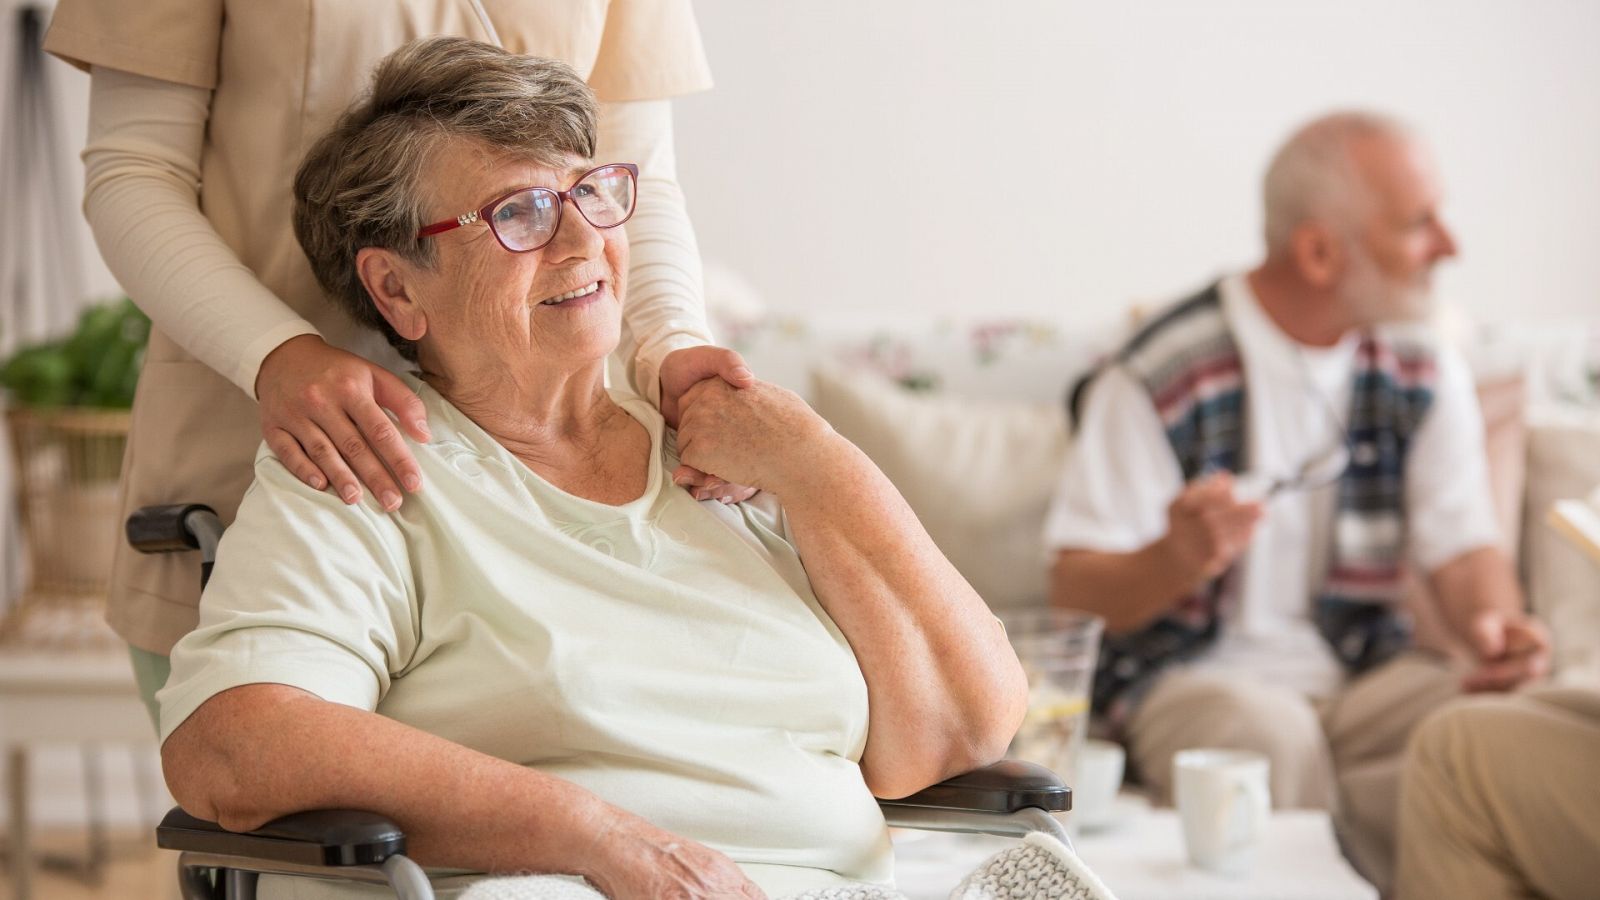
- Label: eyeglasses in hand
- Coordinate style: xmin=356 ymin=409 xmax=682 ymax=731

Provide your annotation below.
xmin=1232 ymin=345 xmax=1354 ymax=503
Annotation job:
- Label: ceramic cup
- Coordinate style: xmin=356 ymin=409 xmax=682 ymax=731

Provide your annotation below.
xmin=1073 ymin=739 xmax=1126 ymax=831
xmin=1173 ymin=748 xmax=1270 ymax=876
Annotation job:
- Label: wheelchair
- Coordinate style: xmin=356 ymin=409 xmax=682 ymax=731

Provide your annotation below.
xmin=128 ymin=504 xmax=1074 ymax=900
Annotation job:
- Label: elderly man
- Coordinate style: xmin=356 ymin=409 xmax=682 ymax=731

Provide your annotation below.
xmin=1044 ymin=111 xmax=1550 ymax=887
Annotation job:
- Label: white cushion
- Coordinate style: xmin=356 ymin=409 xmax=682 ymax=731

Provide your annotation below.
xmin=1523 ymin=409 xmax=1600 ymax=685
xmin=714 ymin=311 xmax=1111 ymax=407
xmin=808 ymin=364 xmax=1068 ymax=615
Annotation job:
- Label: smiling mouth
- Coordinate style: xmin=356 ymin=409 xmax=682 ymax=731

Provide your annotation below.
xmin=540 ymin=281 xmax=602 ymax=306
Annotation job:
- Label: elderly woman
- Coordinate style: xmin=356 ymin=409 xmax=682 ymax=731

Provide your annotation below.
xmin=157 ymin=37 xmax=1031 ymax=900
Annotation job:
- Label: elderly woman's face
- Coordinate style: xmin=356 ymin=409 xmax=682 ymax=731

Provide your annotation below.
xmin=404 ymin=137 xmax=629 ymax=373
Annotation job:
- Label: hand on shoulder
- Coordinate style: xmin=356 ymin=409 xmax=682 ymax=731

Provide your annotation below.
xmin=255 ymin=334 xmax=431 ymax=510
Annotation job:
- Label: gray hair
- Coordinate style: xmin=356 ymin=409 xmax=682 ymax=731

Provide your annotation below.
xmin=293 ymin=36 xmax=599 ymax=361
xmin=1261 ymin=111 xmax=1413 ymax=254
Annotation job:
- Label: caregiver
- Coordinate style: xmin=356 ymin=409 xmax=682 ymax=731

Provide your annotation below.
xmin=42 ymin=0 xmax=755 ymax=714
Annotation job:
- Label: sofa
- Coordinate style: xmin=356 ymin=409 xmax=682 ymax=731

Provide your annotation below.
xmin=706 ymin=271 xmax=1600 ymax=686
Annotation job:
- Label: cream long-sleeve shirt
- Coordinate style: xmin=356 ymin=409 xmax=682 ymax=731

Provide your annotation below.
xmin=82 ymin=66 xmax=712 ymax=405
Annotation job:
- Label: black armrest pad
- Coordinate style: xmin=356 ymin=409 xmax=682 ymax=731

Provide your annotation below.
xmin=157 ymin=807 xmax=406 ymax=866
xmin=126 ymin=504 xmax=215 ymax=553
xmin=878 ymin=759 xmax=1071 ymax=814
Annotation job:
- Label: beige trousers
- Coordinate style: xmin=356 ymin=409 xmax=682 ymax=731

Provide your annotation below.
xmin=1124 ymin=653 xmax=1462 ymax=891
xmin=1395 ymin=686 xmax=1600 ymax=900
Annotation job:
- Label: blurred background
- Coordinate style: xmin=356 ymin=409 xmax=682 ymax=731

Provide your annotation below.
xmin=676 ymin=0 xmax=1600 ymax=328
xmin=0 ymin=1 xmax=1596 ymax=897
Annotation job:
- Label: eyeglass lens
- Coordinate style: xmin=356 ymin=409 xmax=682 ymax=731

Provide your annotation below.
xmin=488 ymin=165 xmax=636 ymax=252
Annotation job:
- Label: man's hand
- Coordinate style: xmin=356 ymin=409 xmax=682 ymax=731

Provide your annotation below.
xmin=1157 ymin=472 xmax=1265 ymax=584
xmin=658 ymin=345 xmax=760 ymax=503
xmin=255 ymin=334 xmax=430 ymax=510
xmin=1461 ymin=610 xmax=1551 ymax=692
xmin=579 ymin=812 xmax=767 ymax=900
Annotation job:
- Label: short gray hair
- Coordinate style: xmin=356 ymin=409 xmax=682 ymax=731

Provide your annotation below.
xmin=1261 ymin=111 xmax=1413 ymax=254
xmin=293 ymin=36 xmax=599 ymax=361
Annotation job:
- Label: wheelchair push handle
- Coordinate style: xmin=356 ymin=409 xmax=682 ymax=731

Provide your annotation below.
xmin=127 ymin=503 xmax=226 ymax=588
xmin=126 ymin=503 xmax=217 ymax=552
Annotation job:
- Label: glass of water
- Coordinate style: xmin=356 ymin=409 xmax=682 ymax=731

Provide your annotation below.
xmin=1002 ymin=609 xmax=1104 ymax=801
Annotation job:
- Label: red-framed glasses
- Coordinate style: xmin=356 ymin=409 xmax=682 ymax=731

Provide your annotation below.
xmin=416 ymin=163 xmax=638 ymax=253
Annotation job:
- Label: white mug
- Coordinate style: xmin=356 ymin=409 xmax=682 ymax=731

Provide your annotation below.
xmin=1173 ymin=748 xmax=1270 ymax=876
xmin=1073 ymin=739 xmax=1126 ymax=832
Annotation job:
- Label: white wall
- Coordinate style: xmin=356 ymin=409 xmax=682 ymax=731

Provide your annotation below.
xmin=9 ymin=0 xmax=1597 ymax=334
xmin=676 ymin=0 xmax=1600 ymax=330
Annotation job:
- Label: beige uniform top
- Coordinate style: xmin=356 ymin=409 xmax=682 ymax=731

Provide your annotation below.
xmin=45 ymin=0 xmax=714 ymax=654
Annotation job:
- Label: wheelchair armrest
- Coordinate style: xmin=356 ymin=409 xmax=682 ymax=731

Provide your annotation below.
xmin=877 ymin=759 xmax=1071 ymax=814
xmin=157 ymin=807 xmax=407 ymax=867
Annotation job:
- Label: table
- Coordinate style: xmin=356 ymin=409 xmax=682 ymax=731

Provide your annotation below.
xmin=0 ymin=647 xmax=155 ymax=900
xmin=893 ymin=803 xmax=1377 ymax=900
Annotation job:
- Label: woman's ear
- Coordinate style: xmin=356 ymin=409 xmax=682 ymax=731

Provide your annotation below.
xmin=356 ymin=247 xmax=429 ymax=342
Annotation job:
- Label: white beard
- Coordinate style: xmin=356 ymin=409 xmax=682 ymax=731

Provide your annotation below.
xmin=1338 ymin=245 xmax=1432 ymax=325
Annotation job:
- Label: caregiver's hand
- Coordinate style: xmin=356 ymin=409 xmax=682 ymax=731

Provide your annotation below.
xmin=255 ymin=334 xmax=430 ymax=511
xmin=675 ymin=379 xmax=847 ymax=499
xmin=583 ymin=812 xmax=767 ymax=900
xmin=660 ymin=345 xmax=760 ymax=504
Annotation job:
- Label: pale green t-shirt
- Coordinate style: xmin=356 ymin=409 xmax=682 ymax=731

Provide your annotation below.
xmin=157 ymin=376 xmax=892 ymax=897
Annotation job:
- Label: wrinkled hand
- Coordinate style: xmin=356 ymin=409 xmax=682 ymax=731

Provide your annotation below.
xmin=675 ymin=379 xmax=840 ymax=498
xmin=658 ymin=345 xmax=760 ymax=503
xmin=581 ymin=813 xmax=766 ymax=900
xmin=1461 ymin=610 xmax=1551 ymax=692
xmin=255 ymin=334 xmax=430 ymax=510
xmin=1160 ymin=472 xmax=1265 ymax=582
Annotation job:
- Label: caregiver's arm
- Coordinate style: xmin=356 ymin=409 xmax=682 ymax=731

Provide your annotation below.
xmin=597 ymin=100 xmax=758 ymax=504
xmin=82 ymin=67 xmax=428 ymax=508
xmin=81 ymin=67 xmax=317 ymax=397
xmin=162 ymin=685 xmax=763 ymax=900
xmin=595 ymin=99 xmax=714 ymax=413
xmin=675 ymin=381 xmax=1029 ymax=799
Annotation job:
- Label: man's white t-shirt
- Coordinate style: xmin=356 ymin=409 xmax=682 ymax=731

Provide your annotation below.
xmin=1043 ymin=274 xmax=1501 ymax=698
xmin=159 ymin=376 xmax=891 ymax=898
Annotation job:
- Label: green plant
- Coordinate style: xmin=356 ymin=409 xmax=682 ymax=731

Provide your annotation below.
xmin=0 ymin=298 xmax=150 ymax=408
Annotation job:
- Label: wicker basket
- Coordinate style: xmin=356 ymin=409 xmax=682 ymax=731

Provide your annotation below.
xmin=3 ymin=406 xmax=129 ymax=645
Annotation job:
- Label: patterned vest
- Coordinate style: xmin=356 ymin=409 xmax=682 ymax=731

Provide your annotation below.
xmin=1071 ymin=283 xmax=1438 ymax=720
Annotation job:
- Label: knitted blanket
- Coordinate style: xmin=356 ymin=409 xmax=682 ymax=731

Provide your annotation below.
xmin=454 ymin=833 xmax=1118 ymax=900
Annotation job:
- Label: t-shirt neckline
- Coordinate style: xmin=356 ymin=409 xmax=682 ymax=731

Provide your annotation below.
xmin=405 ymin=373 xmax=664 ymax=515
